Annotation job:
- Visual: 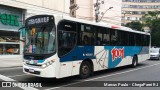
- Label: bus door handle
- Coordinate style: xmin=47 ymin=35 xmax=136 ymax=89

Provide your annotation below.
xmin=72 ymin=56 xmax=77 ymax=60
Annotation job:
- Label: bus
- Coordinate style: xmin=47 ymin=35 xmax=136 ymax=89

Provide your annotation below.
xmin=22 ymin=15 xmax=150 ymax=78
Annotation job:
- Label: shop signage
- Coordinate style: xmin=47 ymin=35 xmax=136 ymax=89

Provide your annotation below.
xmin=0 ymin=13 xmax=19 ymax=26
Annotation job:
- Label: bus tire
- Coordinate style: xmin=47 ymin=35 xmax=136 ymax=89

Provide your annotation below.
xmin=79 ymin=61 xmax=92 ymax=79
xmin=131 ymin=56 xmax=138 ymax=68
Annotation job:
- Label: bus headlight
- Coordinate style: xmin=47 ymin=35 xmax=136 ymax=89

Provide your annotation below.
xmin=41 ymin=60 xmax=55 ymax=68
xmin=23 ymin=60 xmax=28 ymax=65
xmin=23 ymin=61 xmax=26 ymax=65
xmin=42 ymin=64 xmax=47 ymax=68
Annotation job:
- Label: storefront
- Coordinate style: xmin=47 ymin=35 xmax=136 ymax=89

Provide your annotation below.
xmin=0 ymin=5 xmax=24 ymax=56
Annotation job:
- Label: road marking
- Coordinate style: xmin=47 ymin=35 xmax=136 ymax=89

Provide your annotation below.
xmin=45 ymin=62 xmax=160 ymax=90
xmin=0 ymin=67 xmax=22 ymax=71
xmin=8 ymin=74 xmax=29 ymax=78
xmin=85 ymin=62 xmax=160 ymax=81
xmin=0 ymin=74 xmax=38 ymax=90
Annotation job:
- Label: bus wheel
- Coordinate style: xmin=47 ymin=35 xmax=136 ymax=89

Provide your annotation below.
xmin=131 ymin=56 xmax=138 ymax=68
xmin=79 ymin=61 xmax=91 ymax=79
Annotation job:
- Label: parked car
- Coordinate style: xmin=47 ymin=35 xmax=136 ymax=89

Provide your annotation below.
xmin=150 ymin=47 xmax=160 ymax=60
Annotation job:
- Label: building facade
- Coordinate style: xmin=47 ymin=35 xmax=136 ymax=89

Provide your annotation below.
xmin=0 ymin=5 xmax=24 ymax=60
xmin=93 ymin=0 xmax=122 ymax=25
xmin=3 ymin=0 xmax=121 ymax=25
xmin=122 ymin=0 xmax=160 ymax=25
xmin=0 ymin=0 xmax=69 ymax=60
xmin=71 ymin=0 xmax=122 ymax=25
xmin=0 ymin=0 xmax=122 ymax=61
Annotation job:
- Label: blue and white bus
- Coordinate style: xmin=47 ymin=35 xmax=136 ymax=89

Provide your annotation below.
xmin=22 ymin=15 xmax=150 ymax=78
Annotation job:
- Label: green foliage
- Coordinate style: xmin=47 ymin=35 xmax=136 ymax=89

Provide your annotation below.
xmin=125 ymin=21 xmax=143 ymax=31
xmin=152 ymin=30 xmax=160 ymax=46
xmin=143 ymin=11 xmax=160 ymax=46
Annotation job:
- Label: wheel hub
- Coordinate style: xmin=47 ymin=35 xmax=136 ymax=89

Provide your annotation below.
xmin=82 ymin=65 xmax=89 ymax=74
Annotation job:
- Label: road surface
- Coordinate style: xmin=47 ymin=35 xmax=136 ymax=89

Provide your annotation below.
xmin=0 ymin=59 xmax=160 ymax=90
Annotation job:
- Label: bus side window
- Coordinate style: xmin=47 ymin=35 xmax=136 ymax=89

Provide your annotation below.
xmin=129 ymin=33 xmax=135 ymax=46
xmin=79 ymin=24 xmax=95 ymax=46
xmin=110 ymin=29 xmax=118 ymax=46
xmin=102 ymin=33 xmax=110 ymax=45
xmin=96 ymin=26 xmax=103 ymax=46
xmin=83 ymin=35 xmax=89 ymax=45
xmin=58 ymin=31 xmax=76 ymax=57
xmin=96 ymin=37 xmax=101 ymax=45
xmin=97 ymin=27 xmax=110 ymax=46
xmin=58 ymin=20 xmax=77 ymax=57
xmin=120 ymin=31 xmax=129 ymax=46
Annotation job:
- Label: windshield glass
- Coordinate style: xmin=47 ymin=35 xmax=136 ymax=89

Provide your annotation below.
xmin=24 ymin=26 xmax=56 ymax=54
xmin=151 ymin=49 xmax=159 ymax=53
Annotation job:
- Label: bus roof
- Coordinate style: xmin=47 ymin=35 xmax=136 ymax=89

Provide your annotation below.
xmin=62 ymin=16 xmax=150 ymax=35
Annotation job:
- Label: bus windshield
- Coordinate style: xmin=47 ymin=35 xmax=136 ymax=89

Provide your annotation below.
xmin=24 ymin=25 xmax=56 ymax=54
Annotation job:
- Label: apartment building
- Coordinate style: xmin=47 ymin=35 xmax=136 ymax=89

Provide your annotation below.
xmin=122 ymin=0 xmax=160 ymax=25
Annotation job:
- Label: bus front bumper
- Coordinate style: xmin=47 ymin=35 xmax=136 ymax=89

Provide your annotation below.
xmin=23 ymin=64 xmax=56 ymax=78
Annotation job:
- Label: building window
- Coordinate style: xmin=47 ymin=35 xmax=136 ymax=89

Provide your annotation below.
xmin=0 ymin=30 xmax=20 ymax=55
xmin=127 ymin=17 xmax=130 ymax=20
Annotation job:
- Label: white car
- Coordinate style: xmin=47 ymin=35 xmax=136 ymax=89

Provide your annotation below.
xmin=150 ymin=48 xmax=160 ymax=60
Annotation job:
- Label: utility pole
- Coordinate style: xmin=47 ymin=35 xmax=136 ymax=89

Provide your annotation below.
xmin=94 ymin=0 xmax=100 ymax=22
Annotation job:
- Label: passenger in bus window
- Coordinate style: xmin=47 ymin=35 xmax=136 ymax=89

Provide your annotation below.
xmin=111 ymin=35 xmax=116 ymax=45
xmin=83 ymin=35 xmax=89 ymax=45
xmin=102 ymin=39 xmax=109 ymax=45
xmin=90 ymin=36 xmax=95 ymax=45
xmin=96 ymin=37 xmax=101 ymax=45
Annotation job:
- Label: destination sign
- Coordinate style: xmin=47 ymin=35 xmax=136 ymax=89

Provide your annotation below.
xmin=28 ymin=17 xmax=49 ymax=25
xmin=26 ymin=15 xmax=54 ymax=26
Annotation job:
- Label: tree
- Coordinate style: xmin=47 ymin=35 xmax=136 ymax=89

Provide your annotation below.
xmin=125 ymin=21 xmax=143 ymax=31
xmin=142 ymin=11 xmax=160 ymax=46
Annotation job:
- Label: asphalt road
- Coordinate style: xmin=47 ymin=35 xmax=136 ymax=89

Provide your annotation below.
xmin=0 ymin=59 xmax=160 ymax=90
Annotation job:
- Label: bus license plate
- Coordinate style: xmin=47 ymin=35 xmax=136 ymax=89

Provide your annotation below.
xmin=29 ymin=69 xmax=34 ymax=73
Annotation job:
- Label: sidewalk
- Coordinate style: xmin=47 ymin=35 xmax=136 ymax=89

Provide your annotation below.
xmin=0 ymin=55 xmax=23 ymax=68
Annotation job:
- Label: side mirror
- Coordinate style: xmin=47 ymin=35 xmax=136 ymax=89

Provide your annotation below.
xmin=18 ymin=39 xmax=25 ymax=42
xmin=18 ymin=26 xmax=25 ymax=31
